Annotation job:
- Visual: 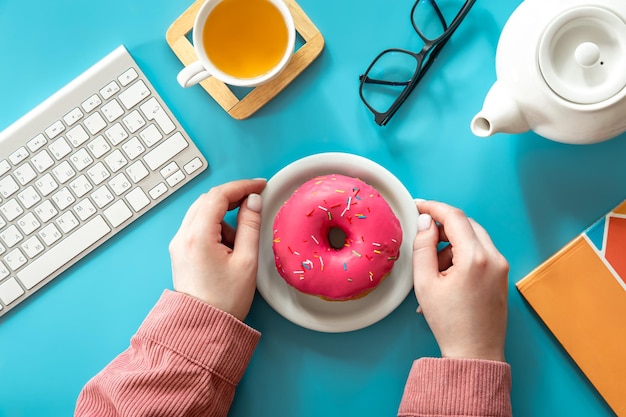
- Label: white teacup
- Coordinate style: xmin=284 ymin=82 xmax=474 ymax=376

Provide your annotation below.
xmin=177 ymin=0 xmax=296 ymax=88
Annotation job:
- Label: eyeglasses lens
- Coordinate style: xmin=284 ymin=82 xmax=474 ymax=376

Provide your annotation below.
xmin=411 ymin=0 xmax=451 ymax=40
xmin=360 ymin=52 xmax=420 ymax=115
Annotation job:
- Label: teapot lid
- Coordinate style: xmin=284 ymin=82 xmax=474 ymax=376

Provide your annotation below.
xmin=538 ymin=6 xmax=626 ymax=104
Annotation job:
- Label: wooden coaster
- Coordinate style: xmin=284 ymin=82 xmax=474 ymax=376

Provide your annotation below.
xmin=166 ymin=0 xmax=324 ymax=120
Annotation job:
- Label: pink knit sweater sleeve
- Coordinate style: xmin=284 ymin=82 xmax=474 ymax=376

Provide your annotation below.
xmin=74 ymin=290 xmax=261 ymax=417
xmin=398 ymin=357 xmax=513 ymax=417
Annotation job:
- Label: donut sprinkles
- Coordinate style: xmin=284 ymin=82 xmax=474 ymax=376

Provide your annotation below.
xmin=272 ymin=174 xmax=403 ymax=301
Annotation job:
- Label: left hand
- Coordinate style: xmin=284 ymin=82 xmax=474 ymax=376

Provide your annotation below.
xmin=169 ymin=179 xmax=267 ymax=320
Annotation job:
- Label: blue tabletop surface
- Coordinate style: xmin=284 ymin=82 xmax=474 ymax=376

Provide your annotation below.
xmin=0 ymin=0 xmax=622 ymax=416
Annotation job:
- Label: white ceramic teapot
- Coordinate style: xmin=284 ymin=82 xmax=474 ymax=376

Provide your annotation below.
xmin=471 ymin=0 xmax=626 ymax=144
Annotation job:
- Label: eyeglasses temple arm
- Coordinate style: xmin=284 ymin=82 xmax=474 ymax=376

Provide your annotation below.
xmin=358 ymin=75 xmax=411 ymax=87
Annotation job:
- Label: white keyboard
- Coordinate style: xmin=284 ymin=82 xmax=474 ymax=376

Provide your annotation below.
xmin=0 ymin=45 xmax=207 ymax=317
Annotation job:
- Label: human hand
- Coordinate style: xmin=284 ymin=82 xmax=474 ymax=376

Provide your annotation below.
xmin=412 ymin=200 xmax=509 ymax=362
xmin=169 ymin=179 xmax=266 ymax=321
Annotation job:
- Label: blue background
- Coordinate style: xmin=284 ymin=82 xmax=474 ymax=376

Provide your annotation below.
xmin=0 ymin=0 xmax=622 ymax=416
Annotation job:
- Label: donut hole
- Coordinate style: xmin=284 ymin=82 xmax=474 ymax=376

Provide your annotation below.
xmin=327 ymin=227 xmax=347 ymax=250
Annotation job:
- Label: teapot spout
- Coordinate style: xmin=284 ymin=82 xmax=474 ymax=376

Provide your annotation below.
xmin=471 ymin=82 xmax=529 ymax=137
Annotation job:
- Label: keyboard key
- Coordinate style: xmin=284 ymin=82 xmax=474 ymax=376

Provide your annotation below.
xmin=91 ymin=185 xmax=114 ymax=208
xmin=0 ymin=176 xmax=20 ymax=198
xmin=0 ymin=278 xmax=24 ymax=305
xmin=9 ymin=147 xmax=30 ymax=165
xmin=63 ymin=108 xmax=84 ymax=126
xmin=105 ymin=123 xmax=129 ymax=145
xmin=104 ymin=149 xmax=128 ymax=173
xmin=17 ymin=186 xmax=42 ymax=209
xmin=22 ymin=236 xmax=45 ymax=259
xmin=52 ymin=161 xmax=76 ymax=184
xmin=69 ymin=175 xmax=93 ymax=198
xmin=160 ymin=162 xmax=179 ymax=178
xmin=0 ymin=262 xmax=9 ymax=279
xmin=27 ymin=134 xmax=48 ymax=152
xmin=149 ymin=182 xmax=167 ymax=200
xmin=1 ymin=225 xmax=24 ymax=248
xmin=56 ymin=212 xmax=79 ymax=234
xmin=84 ymin=112 xmax=107 ymax=135
xmin=73 ymin=198 xmax=97 ymax=221
xmin=126 ymin=160 xmax=149 ymax=183
xmin=87 ymin=162 xmax=111 ymax=185
xmin=140 ymin=97 xmax=175 ymax=134
xmin=100 ymin=81 xmax=120 ymax=100
xmin=122 ymin=110 xmax=146 ymax=133
xmin=16 ymin=213 xmax=41 ymax=236
xmin=139 ymin=124 xmax=163 ymax=147
xmin=122 ymin=137 xmax=145 ymax=160
xmin=119 ymin=80 xmax=150 ymax=109
xmin=103 ymin=200 xmax=132 ymax=228
xmin=31 ymin=150 xmax=55 ymax=172
xmin=166 ymin=170 xmax=185 ymax=187
xmin=0 ymin=199 xmax=24 ymax=222
xmin=183 ymin=157 xmax=202 ymax=175
xmin=35 ymin=173 xmax=59 ymax=196
xmin=118 ymin=68 xmax=138 ymax=86
xmin=108 ymin=172 xmax=131 ymax=196
xmin=34 ymin=200 xmax=58 ymax=223
xmin=102 ymin=99 xmax=124 ymax=122
xmin=14 ymin=162 xmax=37 ymax=185
xmin=87 ymin=135 xmax=111 ymax=158
xmin=17 ymin=215 xmax=111 ymax=290
xmin=49 ymin=137 xmax=72 ymax=160
xmin=52 ymin=187 xmax=76 ymax=210
xmin=5 ymin=248 xmax=27 ymax=271
xmin=66 ymin=125 xmax=90 ymax=147
xmin=0 ymin=160 xmax=11 ymax=176
xmin=144 ymin=132 xmax=188 ymax=170
xmin=45 ymin=120 xmax=65 ymax=139
xmin=184 ymin=157 xmax=204 ymax=175
xmin=126 ymin=187 xmax=150 ymax=212
xmin=81 ymin=94 xmax=102 ymax=113
xmin=39 ymin=224 xmax=62 ymax=246
xmin=69 ymin=148 xmax=94 ymax=171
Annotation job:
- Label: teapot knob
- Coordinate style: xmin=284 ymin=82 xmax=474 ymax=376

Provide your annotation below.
xmin=574 ymin=42 xmax=600 ymax=68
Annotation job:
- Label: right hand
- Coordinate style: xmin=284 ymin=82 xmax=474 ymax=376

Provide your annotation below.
xmin=412 ymin=200 xmax=509 ymax=362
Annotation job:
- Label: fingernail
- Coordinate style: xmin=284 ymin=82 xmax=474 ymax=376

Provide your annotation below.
xmin=417 ymin=213 xmax=432 ymax=232
xmin=416 ymin=305 xmax=423 ymax=314
xmin=247 ymin=193 xmax=263 ymax=213
xmin=253 ymin=177 xmax=267 ymax=182
xmin=414 ymin=198 xmax=426 ymax=204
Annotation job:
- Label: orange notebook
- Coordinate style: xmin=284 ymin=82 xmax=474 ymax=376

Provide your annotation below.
xmin=516 ymin=201 xmax=626 ymax=416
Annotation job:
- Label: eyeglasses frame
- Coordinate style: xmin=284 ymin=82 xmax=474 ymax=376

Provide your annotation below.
xmin=359 ymin=0 xmax=477 ymax=126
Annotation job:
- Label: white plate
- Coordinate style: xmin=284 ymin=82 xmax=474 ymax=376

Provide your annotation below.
xmin=257 ymin=153 xmax=418 ymax=332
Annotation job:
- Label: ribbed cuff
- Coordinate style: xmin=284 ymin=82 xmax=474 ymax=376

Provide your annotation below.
xmin=398 ymin=357 xmax=512 ymax=417
xmin=136 ymin=290 xmax=261 ymax=386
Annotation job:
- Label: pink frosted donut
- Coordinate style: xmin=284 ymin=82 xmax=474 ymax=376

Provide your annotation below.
xmin=272 ymin=174 xmax=402 ymax=301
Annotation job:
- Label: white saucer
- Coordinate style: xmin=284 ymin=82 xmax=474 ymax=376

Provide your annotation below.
xmin=257 ymin=153 xmax=418 ymax=332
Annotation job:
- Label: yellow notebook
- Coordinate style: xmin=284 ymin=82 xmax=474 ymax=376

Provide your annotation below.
xmin=516 ymin=201 xmax=626 ymax=416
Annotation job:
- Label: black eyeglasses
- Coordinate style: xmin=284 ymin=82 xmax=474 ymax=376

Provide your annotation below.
xmin=359 ymin=0 xmax=476 ymax=126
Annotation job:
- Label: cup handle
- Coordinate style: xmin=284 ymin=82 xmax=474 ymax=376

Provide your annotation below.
xmin=177 ymin=61 xmax=213 ymax=88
